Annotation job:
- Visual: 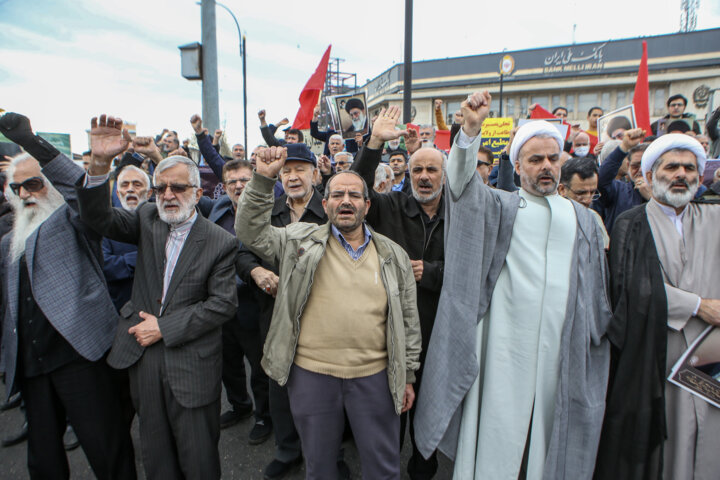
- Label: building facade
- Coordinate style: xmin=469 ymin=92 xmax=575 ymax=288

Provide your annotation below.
xmin=361 ymin=28 xmax=720 ymax=132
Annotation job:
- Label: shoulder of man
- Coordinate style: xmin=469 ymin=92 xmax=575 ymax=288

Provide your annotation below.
xmin=371 ymin=229 xmax=411 ymax=266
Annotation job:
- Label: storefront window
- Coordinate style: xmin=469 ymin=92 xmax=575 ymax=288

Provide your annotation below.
xmin=578 ymin=92 xmax=598 ymax=117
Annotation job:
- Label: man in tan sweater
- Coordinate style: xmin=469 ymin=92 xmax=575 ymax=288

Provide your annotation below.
xmin=236 ymin=145 xmax=421 ymax=480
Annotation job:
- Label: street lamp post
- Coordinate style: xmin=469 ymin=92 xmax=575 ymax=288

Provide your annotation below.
xmin=215 ymin=2 xmax=248 ymax=156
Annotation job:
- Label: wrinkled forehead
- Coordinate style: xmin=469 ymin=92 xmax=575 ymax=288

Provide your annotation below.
xmin=118 ymin=169 xmax=149 ymax=187
xmin=518 ymin=136 xmax=561 ymax=160
xmin=11 ymin=157 xmax=42 ymax=182
xmin=656 ymin=149 xmax=698 ymax=169
xmin=328 ymin=173 xmax=364 ymax=193
xmin=156 ymin=164 xmax=192 ymax=184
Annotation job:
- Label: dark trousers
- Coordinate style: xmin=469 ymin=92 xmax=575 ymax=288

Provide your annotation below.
xmin=221 ymin=320 xmax=270 ymax=421
xmin=269 ymin=378 xmax=302 ymax=462
xmin=287 ymin=365 xmax=400 ymax=480
xmin=401 ymin=367 xmax=438 ymax=479
xmin=21 ymin=358 xmax=136 ymax=480
xmin=129 ymin=343 xmax=221 ymax=480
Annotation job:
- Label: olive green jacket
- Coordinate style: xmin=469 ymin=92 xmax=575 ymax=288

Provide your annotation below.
xmin=235 ymin=172 xmax=421 ymax=414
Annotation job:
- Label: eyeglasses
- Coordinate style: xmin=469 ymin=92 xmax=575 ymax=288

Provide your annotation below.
xmin=9 ymin=177 xmax=44 ymax=195
xmin=567 ymin=186 xmax=601 ymax=201
xmin=150 ymin=183 xmax=195 ymax=195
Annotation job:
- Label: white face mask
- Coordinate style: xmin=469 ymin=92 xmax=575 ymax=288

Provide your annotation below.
xmin=574 ymin=146 xmax=590 ymax=157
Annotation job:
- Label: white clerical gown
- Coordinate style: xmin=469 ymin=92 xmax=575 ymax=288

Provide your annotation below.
xmin=453 ymin=188 xmax=576 ymax=479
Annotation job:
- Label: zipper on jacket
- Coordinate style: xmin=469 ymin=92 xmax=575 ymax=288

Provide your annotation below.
xmin=284 ymin=239 xmax=325 ymax=383
xmin=379 ymin=255 xmax=398 ymax=407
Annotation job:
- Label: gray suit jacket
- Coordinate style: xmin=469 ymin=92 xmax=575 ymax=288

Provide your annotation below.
xmin=76 ymin=181 xmax=238 ymax=409
xmin=0 ymin=154 xmax=119 ymax=398
xmin=414 ymin=137 xmax=611 ymax=479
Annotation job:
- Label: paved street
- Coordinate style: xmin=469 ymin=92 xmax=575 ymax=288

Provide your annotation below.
xmin=0 ymin=381 xmax=453 ymax=479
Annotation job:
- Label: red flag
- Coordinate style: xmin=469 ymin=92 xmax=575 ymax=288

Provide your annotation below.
xmin=632 ymin=41 xmax=651 ymax=133
xmin=291 ymin=45 xmax=332 ymax=130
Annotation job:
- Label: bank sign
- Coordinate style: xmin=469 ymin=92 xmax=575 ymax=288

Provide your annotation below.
xmin=542 ymin=43 xmax=607 ymax=75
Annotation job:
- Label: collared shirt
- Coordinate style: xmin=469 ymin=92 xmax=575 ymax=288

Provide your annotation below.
xmin=162 ymin=212 xmax=198 ymax=304
xmin=331 ymin=224 xmax=372 ymax=261
xmin=656 ymin=201 xmax=688 ymax=237
xmin=391 ymin=176 xmax=406 ymax=192
xmin=286 ymin=195 xmax=311 ymax=223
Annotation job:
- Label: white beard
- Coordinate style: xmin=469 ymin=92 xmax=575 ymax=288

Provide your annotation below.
xmin=8 ymin=185 xmax=65 ymax=263
xmin=157 ymin=196 xmax=196 ymax=225
xmin=351 ymin=114 xmax=366 ymax=131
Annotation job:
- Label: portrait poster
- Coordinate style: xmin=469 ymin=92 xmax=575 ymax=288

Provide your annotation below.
xmin=597 ymin=105 xmax=636 ymax=142
xmin=480 ymin=118 xmax=514 ymax=164
xmin=518 ymin=118 xmax=569 ymax=140
xmin=669 ymin=326 xmax=720 ymax=409
xmin=703 ymin=160 xmax=720 ymax=187
xmin=333 ymin=92 xmax=369 ymax=139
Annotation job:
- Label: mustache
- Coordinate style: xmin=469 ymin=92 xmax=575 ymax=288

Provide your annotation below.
xmin=335 ymin=203 xmax=357 ymax=214
xmin=417 ymin=179 xmax=433 ymax=188
xmin=536 ymin=169 xmax=556 ymax=180
xmin=670 ymin=179 xmax=690 ymax=188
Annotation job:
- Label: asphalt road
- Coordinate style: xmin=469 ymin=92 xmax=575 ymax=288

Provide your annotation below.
xmin=0 ymin=380 xmax=454 ymax=479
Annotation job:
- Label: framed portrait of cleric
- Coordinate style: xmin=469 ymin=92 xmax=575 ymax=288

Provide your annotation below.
xmin=597 ymin=105 xmax=636 ymax=142
xmin=333 ymin=92 xmax=369 ymax=139
xmin=669 ymin=326 xmax=720 ymax=408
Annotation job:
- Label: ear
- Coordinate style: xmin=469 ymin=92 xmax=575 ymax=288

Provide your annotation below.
xmin=195 ymin=187 xmax=204 ymax=202
xmin=321 ymin=197 xmax=328 ymax=215
xmin=645 ymin=170 xmax=653 ymax=186
xmin=514 ymin=159 xmax=521 ymax=175
xmin=557 ymin=183 xmax=566 ymax=196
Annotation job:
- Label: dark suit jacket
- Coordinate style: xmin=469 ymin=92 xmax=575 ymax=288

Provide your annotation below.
xmin=77 ymin=181 xmax=239 ymax=408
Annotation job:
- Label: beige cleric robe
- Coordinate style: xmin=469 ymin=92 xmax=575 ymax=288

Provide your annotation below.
xmin=646 ymin=198 xmax=720 ymax=480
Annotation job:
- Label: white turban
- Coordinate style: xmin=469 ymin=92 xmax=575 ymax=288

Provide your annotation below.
xmin=641 ymin=133 xmax=707 ymax=178
xmin=509 ymin=120 xmax=564 ymax=164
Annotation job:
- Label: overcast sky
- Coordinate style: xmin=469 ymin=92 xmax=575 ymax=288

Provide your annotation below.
xmin=2 ymin=0 xmax=719 ymax=153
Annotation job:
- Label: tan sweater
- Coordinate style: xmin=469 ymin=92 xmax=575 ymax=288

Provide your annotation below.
xmin=294 ymin=236 xmax=388 ymax=378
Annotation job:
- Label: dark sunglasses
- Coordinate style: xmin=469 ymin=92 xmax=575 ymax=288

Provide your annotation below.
xmin=150 ymin=183 xmax=195 ymax=195
xmin=9 ymin=177 xmax=44 ymax=195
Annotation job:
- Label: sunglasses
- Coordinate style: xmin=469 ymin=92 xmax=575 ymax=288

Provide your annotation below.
xmin=151 ymin=183 xmax=195 ymax=195
xmin=9 ymin=177 xmax=44 ymax=195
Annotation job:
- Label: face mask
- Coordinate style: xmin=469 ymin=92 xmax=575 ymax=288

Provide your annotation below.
xmin=574 ymin=146 xmax=590 ymax=157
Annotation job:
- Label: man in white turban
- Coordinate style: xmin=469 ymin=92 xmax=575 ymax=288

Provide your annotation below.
xmin=596 ymin=133 xmax=720 ymax=480
xmin=414 ymin=91 xmax=612 ymax=479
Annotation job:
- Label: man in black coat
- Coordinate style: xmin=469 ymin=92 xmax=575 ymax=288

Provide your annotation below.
xmin=352 ymin=105 xmax=444 ymax=480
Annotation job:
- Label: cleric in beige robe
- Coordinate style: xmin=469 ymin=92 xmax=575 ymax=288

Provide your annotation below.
xmin=596 ymin=133 xmax=720 ymax=480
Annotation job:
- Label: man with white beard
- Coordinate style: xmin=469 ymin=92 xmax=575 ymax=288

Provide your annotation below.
xmin=76 ymin=114 xmax=238 ymax=479
xmin=103 ymin=165 xmax=151 ymax=311
xmin=596 ymin=134 xmax=720 ymax=479
xmin=0 ymin=112 xmax=136 ymax=479
xmin=344 ymin=98 xmax=367 ymax=134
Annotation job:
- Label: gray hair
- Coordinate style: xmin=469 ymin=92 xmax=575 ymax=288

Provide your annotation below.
xmin=6 ymin=152 xmax=37 ymax=185
xmin=153 ymin=155 xmax=200 ymax=187
xmin=117 ymin=165 xmax=151 ymax=189
xmin=334 ymin=152 xmax=353 ymax=162
xmin=374 ymin=164 xmax=391 ymax=188
xmin=598 ymin=139 xmax=622 ymax=165
xmin=329 ymin=134 xmax=344 ymax=144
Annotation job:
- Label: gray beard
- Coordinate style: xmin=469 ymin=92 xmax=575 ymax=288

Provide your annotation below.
xmin=157 ymin=198 xmax=196 ymax=225
xmin=8 ymin=185 xmax=65 ymax=263
xmin=652 ymin=176 xmax=699 ymax=209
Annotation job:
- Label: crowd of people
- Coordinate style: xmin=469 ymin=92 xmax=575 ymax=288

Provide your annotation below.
xmin=0 ymin=86 xmax=718 ymax=480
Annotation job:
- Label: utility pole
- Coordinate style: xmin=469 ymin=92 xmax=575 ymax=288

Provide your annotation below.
xmin=201 ymin=0 xmax=220 ymax=134
xmin=403 ymin=0 xmax=413 ymax=124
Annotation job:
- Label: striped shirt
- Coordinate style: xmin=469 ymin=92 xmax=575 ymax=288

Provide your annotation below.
xmin=161 ymin=212 xmax=198 ymax=305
